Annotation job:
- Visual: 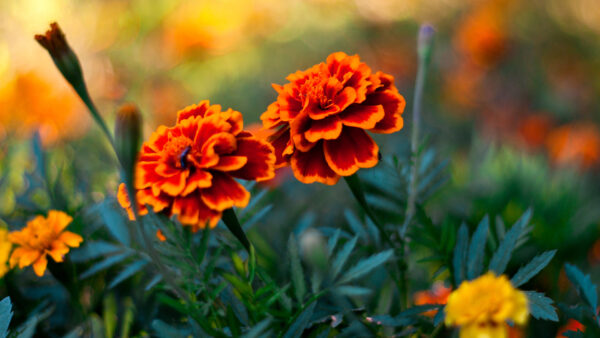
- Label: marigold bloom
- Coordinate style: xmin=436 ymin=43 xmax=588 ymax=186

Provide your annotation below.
xmin=261 ymin=52 xmax=405 ymax=185
xmin=546 ymin=123 xmax=600 ymax=169
xmin=118 ymin=100 xmax=276 ymax=231
xmin=8 ymin=211 xmax=83 ymax=277
xmin=445 ymin=273 xmax=529 ymax=338
xmin=0 ymin=228 xmax=12 ymax=277
xmin=414 ymin=282 xmax=452 ymax=317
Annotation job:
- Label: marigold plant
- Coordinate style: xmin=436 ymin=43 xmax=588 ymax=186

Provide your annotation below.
xmin=445 ymin=273 xmax=529 ymax=338
xmin=0 ymin=228 xmax=12 ymax=278
xmin=8 ymin=211 xmax=83 ymax=277
xmin=261 ymin=51 xmax=405 ymax=185
xmin=118 ymin=100 xmax=276 ymax=231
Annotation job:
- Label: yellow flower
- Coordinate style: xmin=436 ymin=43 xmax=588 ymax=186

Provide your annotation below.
xmin=0 ymin=228 xmax=12 ymax=277
xmin=8 ymin=211 xmax=83 ymax=277
xmin=445 ymin=273 xmax=529 ymax=338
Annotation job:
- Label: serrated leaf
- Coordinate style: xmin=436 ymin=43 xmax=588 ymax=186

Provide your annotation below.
xmin=242 ymin=318 xmax=272 ymax=338
xmin=453 ymin=223 xmax=469 ymax=285
xmin=331 ymin=236 xmax=358 ymax=279
xmin=525 ymin=291 xmax=558 ymax=321
xmin=100 ymin=201 xmax=130 ymax=246
xmin=0 ymin=297 xmax=13 ymax=338
xmin=565 ymin=263 xmax=599 ymax=321
xmin=283 ymin=301 xmax=316 ymax=338
xmin=511 ymin=250 xmax=556 ymax=287
xmin=108 ymin=259 xmax=148 ymax=289
xmin=335 ymin=285 xmax=372 ymax=297
xmin=69 ymin=241 xmax=124 ymax=263
xmin=288 ymin=235 xmax=306 ymax=303
xmin=488 ymin=209 xmax=531 ymax=274
xmin=80 ymin=252 xmax=133 ymax=279
xmin=467 ymin=216 xmax=489 ymax=280
xmin=337 ymin=249 xmax=394 ymax=284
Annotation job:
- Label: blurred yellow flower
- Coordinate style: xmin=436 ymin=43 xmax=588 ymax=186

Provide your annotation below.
xmin=0 ymin=228 xmax=12 ymax=278
xmin=445 ymin=273 xmax=529 ymax=338
xmin=9 ymin=210 xmax=83 ymax=277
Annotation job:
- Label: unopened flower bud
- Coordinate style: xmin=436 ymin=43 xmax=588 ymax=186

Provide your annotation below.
xmin=35 ymin=23 xmax=85 ymax=92
xmin=300 ymin=229 xmax=328 ymax=271
xmin=115 ymin=103 xmax=142 ymax=190
xmin=417 ymin=24 xmax=435 ymax=64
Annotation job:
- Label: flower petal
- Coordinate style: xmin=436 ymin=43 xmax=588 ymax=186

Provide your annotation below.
xmin=304 ymin=115 xmax=343 ymax=143
xmin=290 ymin=143 xmax=339 ymax=185
xmin=339 ymin=104 xmax=385 ymax=129
xmin=32 ymin=254 xmax=48 ymax=277
xmin=200 ymin=173 xmax=250 ymax=211
xmin=365 ymin=91 xmax=405 ymax=134
xmin=212 ymin=156 xmax=248 ymax=172
xmin=18 ymin=248 xmax=41 ymax=268
xmin=230 ymin=137 xmax=276 ymax=181
xmin=324 ymin=127 xmax=379 ymax=176
xmin=176 ymin=100 xmax=212 ymax=123
xmin=172 ymin=193 xmax=221 ymax=229
xmin=59 ymin=231 xmax=83 ymax=248
xmin=181 ymin=170 xmax=213 ymax=195
xmin=48 ymin=210 xmax=73 ymax=233
xmin=153 ymin=170 xmax=189 ymax=196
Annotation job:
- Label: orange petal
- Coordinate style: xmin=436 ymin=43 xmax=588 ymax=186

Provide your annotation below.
xmin=156 ymin=229 xmax=167 ymax=242
xmin=304 ymin=115 xmax=343 ymax=143
xmin=230 ymin=137 xmax=276 ymax=182
xmin=47 ymin=242 xmax=69 ymax=262
xmin=172 ymin=193 xmax=221 ymax=228
xmin=137 ymin=189 xmax=170 ymax=213
xmin=9 ymin=247 xmax=28 ymax=268
xmin=324 ymin=127 xmax=379 ymax=176
xmin=59 ymin=231 xmax=83 ymax=247
xmin=200 ymin=132 xmax=237 ymax=166
xmin=176 ymin=100 xmax=211 ymax=123
xmin=339 ymin=104 xmax=385 ymax=129
xmin=32 ymin=254 xmax=48 ymax=277
xmin=212 ymin=156 xmax=248 ymax=171
xmin=200 ymin=173 xmax=250 ymax=211
xmin=291 ymin=111 xmax=317 ymax=152
xmin=181 ymin=170 xmax=213 ymax=195
xmin=48 ymin=210 xmax=73 ymax=233
xmin=365 ymin=91 xmax=405 ymax=134
xmin=290 ymin=143 xmax=339 ymax=185
xmin=154 ymin=170 xmax=189 ymax=196
xmin=268 ymin=127 xmax=293 ymax=168
xmin=18 ymin=248 xmax=41 ymax=268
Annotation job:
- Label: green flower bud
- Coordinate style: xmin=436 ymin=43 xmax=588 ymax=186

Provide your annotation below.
xmin=115 ymin=103 xmax=142 ymax=192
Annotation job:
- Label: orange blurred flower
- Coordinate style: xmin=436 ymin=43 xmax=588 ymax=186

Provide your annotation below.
xmin=413 ymin=282 xmax=451 ymax=317
xmin=556 ymin=319 xmax=585 ymax=337
xmin=455 ymin=1 xmax=509 ymax=68
xmin=118 ymin=101 xmax=276 ymax=232
xmin=517 ymin=114 xmax=554 ymax=150
xmin=546 ymin=123 xmax=600 ymax=169
xmin=0 ymin=72 xmax=87 ymax=144
xmin=8 ymin=210 xmax=83 ymax=277
xmin=156 ymin=230 xmax=167 ymax=242
xmin=261 ymin=52 xmax=405 ymax=185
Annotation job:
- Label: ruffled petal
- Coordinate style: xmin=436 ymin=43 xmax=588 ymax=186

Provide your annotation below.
xmin=137 ymin=189 xmax=170 ymax=213
xmin=176 ymin=100 xmax=211 ymax=123
xmin=17 ymin=248 xmax=41 ymax=268
xmin=290 ymin=143 xmax=339 ymax=185
xmin=48 ymin=210 xmax=73 ymax=233
xmin=324 ymin=127 xmax=379 ymax=176
xmin=181 ymin=170 xmax=213 ymax=195
xmin=47 ymin=241 xmax=69 ymax=262
xmin=199 ymin=132 xmax=237 ymax=167
xmin=365 ymin=91 xmax=405 ymax=134
xmin=229 ymin=137 xmax=276 ymax=181
xmin=268 ymin=127 xmax=293 ymax=168
xmin=339 ymin=104 xmax=385 ymax=129
xmin=153 ymin=170 xmax=189 ymax=196
xmin=304 ymin=115 xmax=343 ymax=143
xmin=172 ymin=193 xmax=221 ymax=229
xmin=290 ymin=111 xmax=317 ymax=152
xmin=200 ymin=173 xmax=250 ymax=211
xmin=212 ymin=156 xmax=248 ymax=172
xmin=32 ymin=254 xmax=48 ymax=277
xmin=58 ymin=231 xmax=83 ymax=247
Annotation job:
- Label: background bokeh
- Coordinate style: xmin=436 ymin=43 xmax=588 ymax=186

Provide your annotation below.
xmin=1 ymin=0 xmax=600 ymax=335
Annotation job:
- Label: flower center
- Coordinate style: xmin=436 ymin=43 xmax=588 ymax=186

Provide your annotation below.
xmin=164 ymin=136 xmax=194 ymax=169
xmin=301 ymin=75 xmax=333 ymax=109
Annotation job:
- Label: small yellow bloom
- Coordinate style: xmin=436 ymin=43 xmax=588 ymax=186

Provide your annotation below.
xmin=445 ymin=273 xmax=529 ymax=338
xmin=0 ymin=228 xmax=12 ymax=277
xmin=8 ymin=210 xmax=83 ymax=277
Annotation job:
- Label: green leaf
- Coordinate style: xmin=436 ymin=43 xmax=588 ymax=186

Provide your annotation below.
xmin=331 ymin=236 xmax=358 ymax=279
xmin=335 ymin=286 xmax=372 ymax=297
xmin=108 ymin=259 xmax=148 ymax=289
xmin=525 ymin=291 xmax=558 ymax=321
xmin=433 ymin=306 xmax=445 ymax=326
xmin=0 ymin=297 xmax=13 ymax=338
xmin=562 ymin=330 xmax=585 ymax=338
xmin=368 ymin=315 xmax=414 ymax=327
xmin=337 ymin=249 xmax=394 ymax=284
xmin=327 ymin=228 xmax=341 ymax=257
xmin=397 ymin=304 xmax=439 ymax=318
xmin=14 ymin=306 xmax=53 ymax=338
xmin=100 ymin=201 xmax=130 ymax=246
xmin=565 ymin=263 xmax=599 ymax=321
xmin=288 ymin=234 xmax=306 ymax=303
xmin=80 ymin=252 xmax=133 ymax=279
xmin=242 ymin=318 xmax=272 ymax=338
xmin=151 ymin=320 xmax=189 ymax=338
xmin=344 ymin=209 xmax=368 ymax=241
xmin=69 ymin=241 xmax=124 ymax=263
xmin=283 ymin=301 xmax=316 ymax=338
xmin=453 ymin=223 xmax=469 ymax=285
xmin=467 ymin=216 xmax=489 ymax=280
xmin=222 ymin=208 xmax=251 ymax=252
xmin=488 ymin=209 xmax=531 ymax=275
xmin=242 ymin=204 xmax=273 ymax=231
xmin=103 ymin=294 xmax=117 ymax=338
xmin=511 ymin=250 xmax=556 ymax=287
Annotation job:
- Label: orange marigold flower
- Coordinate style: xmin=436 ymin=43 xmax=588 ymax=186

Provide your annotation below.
xmin=413 ymin=282 xmax=452 ymax=317
xmin=546 ymin=123 xmax=600 ymax=169
xmin=8 ymin=210 xmax=83 ymax=277
xmin=261 ymin=52 xmax=405 ymax=185
xmin=118 ymin=100 xmax=276 ymax=232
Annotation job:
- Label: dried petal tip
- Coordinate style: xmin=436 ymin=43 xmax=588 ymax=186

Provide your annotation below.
xmin=35 ymin=23 xmax=69 ymax=56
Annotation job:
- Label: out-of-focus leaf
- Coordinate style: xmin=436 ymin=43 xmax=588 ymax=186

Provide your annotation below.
xmin=489 ymin=209 xmax=532 ymax=274
xmin=103 ymin=294 xmax=117 ymax=338
xmin=397 ymin=304 xmax=439 ymax=318
xmin=365 ymin=217 xmax=381 ymax=247
xmin=565 ymin=263 xmax=599 ymax=321
xmin=108 ymin=259 xmax=148 ymax=289
xmin=335 ymin=286 xmax=372 ymax=297
xmin=344 ymin=209 xmax=368 ymax=242
xmin=525 ymin=291 xmax=558 ymax=321
xmin=221 ymin=287 xmax=249 ymax=326
xmin=562 ymin=329 xmax=585 ymax=338
xmin=151 ymin=320 xmax=189 ymax=338
xmin=368 ymin=315 xmax=414 ymax=327
xmin=242 ymin=204 xmax=273 ymax=231
xmin=511 ymin=250 xmax=556 ymax=287
xmin=69 ymin=241 xmax=124 ymax=263
xmin=100 ymin=201 xmax=130 ymax=246
xmin=433 ymin=306 xmax=445 ymax=326
xmin=331 ymin=236 xmax=358 ymax=279
xmin=283 ymin=302 xmax=316 ymax=338
xmin=288 ymin=235 xmax=306 ymax=303
xmin=294 ymin=213 xmax=315 ymax=237
xmin=327 ymin=228 xmax=341 ymax=257
xmin=145 ymin=274 xmax=162 ymax=291
xmin=337 ymin=249 xmax=394 ymax=284
xmin=241 ymin=318 xmax=272 ymax=338
xmin=0 ymin=297 xmax=13 ymax=338
xmin=467 ymin=216 xmax=489 ymax=280
xmin=80 ymin=252 xmax=133 ymax=279
xmin=453 ymin=223 xmax=469 ymax=285
xmin=14 ymin=306 xmax=53 ymax=338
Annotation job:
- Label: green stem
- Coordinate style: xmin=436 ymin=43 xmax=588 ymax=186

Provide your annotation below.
xmin=221 ymin=208 xmax=252 ymax=253
xmin=75 ymin=84 xmax=115 ymax=148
